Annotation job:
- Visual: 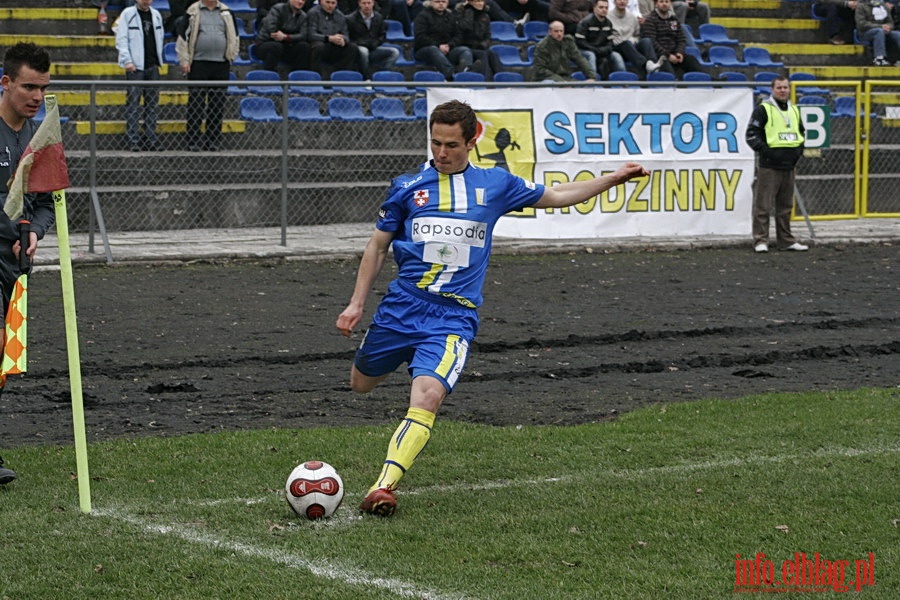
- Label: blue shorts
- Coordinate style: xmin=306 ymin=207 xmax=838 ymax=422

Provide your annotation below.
xmin=354 ymin=280 xmax=478 ymax=393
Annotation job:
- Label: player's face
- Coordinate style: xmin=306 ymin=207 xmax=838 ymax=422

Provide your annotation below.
xmin=772 ymin=79 xmax=790 ymax=102
xmin=430 ymin=122 xmax=476 ymax=174
xmin=0 ymin=66 xmax=50 ymax=121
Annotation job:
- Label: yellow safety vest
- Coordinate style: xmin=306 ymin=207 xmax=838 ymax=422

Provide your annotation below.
xmin=762 ymin=101 xmax=804 ymax=148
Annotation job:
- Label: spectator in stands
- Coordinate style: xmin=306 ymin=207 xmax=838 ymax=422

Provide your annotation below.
xmin=608 ymin=0 xmax=661 ymax=78
xmin=414 ymin=0 xmax=473 ymax=80
xmin=576 ymin=0 xmax=630 ymax=78
xmin=389 ymin=0 xmax=425 ymax=37
xmin=641 ymin=0 xmax=704 ymax=78
xmin=456 ymin=0 xmax=503 ymax=80
xmin=254 ymin=0 xmax=281 ymax=32
xmin=115 ymin=0 xmax=165 ymax=152
xmin=856 ymin=0 xmax=900 ymax=65
xmin=255 ymin=0 xmax=311 ymax=73
xmin=307 ymin=0 xmax=360 ymax=76
xmin=745 ymin=75 xmax=808 ymax=253
xmin=176 ymin=0 xmax=240 ymax=152
xmin=0 ymin=45 xmax=57 ymax=484
xmin=549 ymin=0 xmax=592 ymax=35
xmin=532 ymin=19 xmax=597 ymax=80
xmin=672 ymin=1 xmax=709 ymax=28
xmin=813 ymin=1 xmax=857 ymax=45
xmin=347 ymin=0 xmax=400 ymax=77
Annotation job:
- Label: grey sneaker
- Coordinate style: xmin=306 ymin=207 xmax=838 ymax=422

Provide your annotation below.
xmin=0 ymin=456 xmax=16 ymax=485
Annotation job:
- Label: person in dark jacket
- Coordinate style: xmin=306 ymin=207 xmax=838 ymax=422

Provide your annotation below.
xmin=307 ymin=0 xmax=359 ymax=76
xmin=414 ymin=0 xmax=473 ymax=79
xmin=347 ymin=0 xmax=399 ymax=77
xmin=532 ymin=19 xmax=596 ymax=80
xmin=255 ymin=0 xmax=311 ymax=72
xmin=456 ymin=0 xmax=502 ymax=80
xmin=549 ymin=0 xmax=592 ymax=35
xmin=574 ymin=0 xmax=622 ymax=79
xmin=640 ymin=0 xmax=703 ymax=78
xmin=745 ymin=75 xmax=809 ymax=253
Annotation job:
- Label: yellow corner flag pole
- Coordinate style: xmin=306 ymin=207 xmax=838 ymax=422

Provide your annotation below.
xmin=53 ymin=187 xmax=91 ymax=514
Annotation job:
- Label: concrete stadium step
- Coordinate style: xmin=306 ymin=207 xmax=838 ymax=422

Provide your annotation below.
xmin=713 ymin=17 xmax=821 ymax=45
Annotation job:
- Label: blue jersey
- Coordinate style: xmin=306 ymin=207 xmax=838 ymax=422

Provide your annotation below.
xmin=377 ymin=160 xmax=545 ymax=308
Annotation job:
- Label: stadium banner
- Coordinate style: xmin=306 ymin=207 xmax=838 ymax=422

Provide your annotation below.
xmin=428 ymin=88 xmax=755 ymax=239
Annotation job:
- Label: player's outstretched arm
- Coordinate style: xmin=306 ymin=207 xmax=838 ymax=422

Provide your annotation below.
xmin=532 ymin=162 xmax=650 ymax=209
xmin=336 ymin=228 xmax=393 ymax=337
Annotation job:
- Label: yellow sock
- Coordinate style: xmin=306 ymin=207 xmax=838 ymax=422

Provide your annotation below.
xmin=369 ymin=407 xmax=436 ymax=493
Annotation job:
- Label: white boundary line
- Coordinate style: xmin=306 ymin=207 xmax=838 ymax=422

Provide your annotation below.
xmin=92 ymin=506 xmax=472 ymax=600
xmin=92 ymin=444 xmax=896 ymax=598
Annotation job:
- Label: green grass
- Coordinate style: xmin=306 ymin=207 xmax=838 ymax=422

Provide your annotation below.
xmin=2 ymin=389 xmax=898 ymax=599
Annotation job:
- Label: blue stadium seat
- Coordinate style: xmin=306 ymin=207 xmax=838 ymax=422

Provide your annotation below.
xmin=413 ymin=97 xmax=428 ymax=119
xmin=286 ymin=97 xmax=330 ymax=122
xmin=832 ymin=96 xmax=858 ymax=118
xmin=797 ymin=95 xmax=828 ymax=105
xmin=239 ymin=97 xmax=282 ymax=122
xmin=718 ymin=71 xmax=748 ymax=82
xmin=413 ymin=70 xmax=446 ymax=91
xmin=382 ymin=43 xmax=416 ymax=67
xmin=246 ymin=44 xmax=265 ymax=65
xmin=385 ymin=19 xmax=414 ymax=42
xmin=227 ymin=71 xmax=246 ymax=95
xmin=235 ymin=17 xmax=255 ymax=39
xmin=698 ymin=23 xmax=739 ymax=45
xmin=327 ymin=97 xmax=374 ymax=121
xmin=647 ymin=70 xmax=676 ymax=83
xmin=524 ymin=20 xmax=548 ymax=41
xmin=708 ymin=45 xmax=748 ymax=67
xmin=492 ymin=44 xmax=531 ymax=67
xmin=790 ymin=72 xmax=830 ymax=95
xmin=743 ymin=47 xmax=784 ymax=68
xmin=331 ymin=70 xmax=373 ymax=95
xmin=370 ymin=97 xmax=417 ymax=121
xmin=453 ymin=71 xmax=486 ymax=86
xmin=246 ymin=69 xmax=282 ymax=96
xmin=684 ymin=45 xmax=714 ymax=68
xmin=493 ymin=71 xmax=525 ymax=83
xmin=288 ymin=70 xmax=329 ymax=95
xmin=682 ymin=71 xmax=713 ymax=86
xmin=490 ymin=21 xmax=526 ymax=42
xmin=163 ymin=42 xmax=178 ymax=65
xmin=225 ymin=0 xmax=255 ymax=14
xmin=372 ymin=70 xmax=413 ymax=95
xmin=607 ymin=70 xmax=639 ymax=82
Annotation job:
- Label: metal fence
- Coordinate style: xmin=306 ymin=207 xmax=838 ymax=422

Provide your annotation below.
xmin=48 ymin=79 xmax=897 ymax=250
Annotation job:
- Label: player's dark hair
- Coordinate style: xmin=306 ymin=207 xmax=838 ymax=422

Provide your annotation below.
xmin=3 ymin=42 xmax=51 ymax=80
xmin=430 ymin=100 xmax=478 ymax=142
xmin=772 ymin=75 xmax=789 ymax=85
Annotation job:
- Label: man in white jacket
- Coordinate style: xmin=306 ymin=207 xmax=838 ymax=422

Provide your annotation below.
xmin=115 ymin=0 xmax=165 ymax=151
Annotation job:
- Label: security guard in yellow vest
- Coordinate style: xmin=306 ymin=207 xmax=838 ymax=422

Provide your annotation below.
xmin=745 ymin=75 xmax=809 ymax=253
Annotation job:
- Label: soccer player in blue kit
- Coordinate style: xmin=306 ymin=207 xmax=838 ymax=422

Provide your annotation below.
xmin=336 ymin=100 xmax=649 ymax=516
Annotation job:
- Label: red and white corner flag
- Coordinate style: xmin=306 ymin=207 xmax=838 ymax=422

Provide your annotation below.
xmin=3 ymin=98 xmax=70 ymax=220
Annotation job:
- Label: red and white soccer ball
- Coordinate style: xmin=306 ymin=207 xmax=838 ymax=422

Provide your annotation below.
xmin=285 ymin=460 xmax=344 ymax=520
